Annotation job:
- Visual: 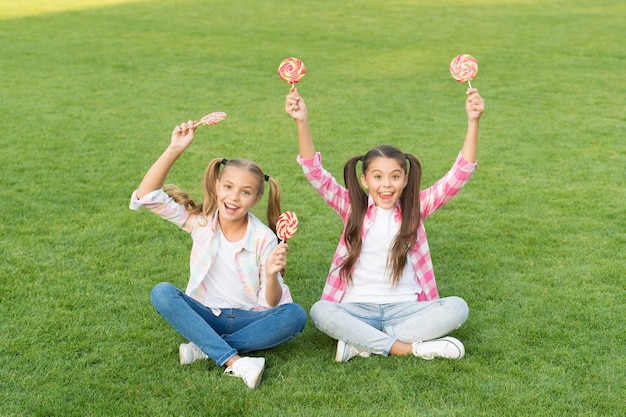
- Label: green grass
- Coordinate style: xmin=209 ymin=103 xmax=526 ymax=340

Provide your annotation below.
xmin=1 ymin=0 xmax=624 ymax=416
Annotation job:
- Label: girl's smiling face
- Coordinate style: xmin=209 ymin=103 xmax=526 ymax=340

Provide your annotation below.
xmin=360 ymin=156 xmax=408 ymax=209
xmin=216 ymin=167 xmax=262 ymax=223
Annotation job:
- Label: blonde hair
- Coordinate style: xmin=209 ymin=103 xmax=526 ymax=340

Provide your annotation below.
xmin=164 ymin=158 xmax=281 ymax=233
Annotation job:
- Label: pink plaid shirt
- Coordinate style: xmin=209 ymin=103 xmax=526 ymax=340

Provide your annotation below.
xmin=297 ymin=151 xmax=477 ymax=302
xmin=130 ymin=189 xmax=293 ymax=312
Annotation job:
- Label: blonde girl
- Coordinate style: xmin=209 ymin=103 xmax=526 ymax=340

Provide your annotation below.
xmin=130 ymin=121 xmax=306 ymax=388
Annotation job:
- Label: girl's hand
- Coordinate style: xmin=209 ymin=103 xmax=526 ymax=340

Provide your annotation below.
xmin=266 ymin=242 xmax=288 ymax=276
xmin=466 ymin=88 xmax=485 ymax=121
xmin=169 ymin=120 xmax=197 ymax=152
xmin=285 ymin=88 xmax=308 ymax=122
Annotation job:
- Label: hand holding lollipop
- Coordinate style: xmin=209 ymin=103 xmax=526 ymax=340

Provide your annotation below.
xmin=193 ymin=111 xmax=227 ymax=128
xmin=278 ymin=57 xmax=306 ymax=88
xmin=276 ymin=211 xmax=299 ymax=242
xmin=449 ymin=54 xmax=478 ymax=88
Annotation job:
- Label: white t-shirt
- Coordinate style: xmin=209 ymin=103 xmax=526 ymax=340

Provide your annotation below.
xmin=199 ymin=229 xmax=258 ymax=311
xmin=342 ymin=206 xmax=420 ymax=303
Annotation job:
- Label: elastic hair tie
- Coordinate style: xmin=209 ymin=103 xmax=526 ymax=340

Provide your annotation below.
xmin=404 ymin=153 xmax=409 ymax=159
xmin=221 ymin=158 xmax=229 ymax=165
xmin=358 ymin=156 xmax=364 ymax=162
xmin=264 ymin=174 xmax=270 ymax=181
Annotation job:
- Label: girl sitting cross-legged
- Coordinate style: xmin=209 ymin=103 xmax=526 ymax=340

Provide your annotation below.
xmin=130 ymin=120 xmax=307 ymax=388
xmin=285 ymin=87 xmax=485 ymax=362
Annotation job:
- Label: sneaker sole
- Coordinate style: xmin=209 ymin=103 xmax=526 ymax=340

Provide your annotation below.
xmin=247 ymin=358 xmax=266 ymax=389
xmin=334 ymin=340 xmax=348 ymax=362
xmin=179 ymin=344 xmax=191 ymax=365
xmin=440 ymin=336 xmax=465 ymax=359
xmin=251 ymin=367 xmax=264 ymax=389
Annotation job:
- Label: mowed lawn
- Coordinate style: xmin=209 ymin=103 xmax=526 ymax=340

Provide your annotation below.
xmin=0 ymin=0 xmax=624 ymax=416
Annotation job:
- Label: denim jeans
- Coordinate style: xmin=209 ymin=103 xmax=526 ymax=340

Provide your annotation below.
xmin=309 ymin=297 xmax=469 ymax=356
xmin=150 ymin=282 xmax=307 ymax=366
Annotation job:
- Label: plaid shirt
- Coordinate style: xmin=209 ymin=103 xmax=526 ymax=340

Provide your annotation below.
xmin=130 ymin=189 xmax=293 ymax=312
xmin=297 ymin=151 xmax=477 ymax=302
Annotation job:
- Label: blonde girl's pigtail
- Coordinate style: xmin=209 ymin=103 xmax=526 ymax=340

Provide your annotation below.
xmin=265 ymin=176 xmax=281 ymax=235
xmin=163 ymin=184 xmax=200 ymax=214
xmin=340 ymin=155 xmax=369 ymax=283
xmin=201 ymin=158 xmax=225 ymax=218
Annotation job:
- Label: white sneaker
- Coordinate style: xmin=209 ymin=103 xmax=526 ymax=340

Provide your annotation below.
xmin=224 ymin=357 xmax=265 ymax=389
xmin=412 ymin=336 xmax=465 ymax=360
xmin=335 ymin=340 xmax=371 ymax=363
xmin=179 ymin=343 xmax=209 ymax=365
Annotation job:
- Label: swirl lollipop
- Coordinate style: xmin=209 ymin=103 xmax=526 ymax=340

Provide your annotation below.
xmin=194 ymin=111 xmax=227 ymax=127
xmin=449 ymin=54 xmax=478 ymax=88
xmin=278 ymin=57 xmax=306 ymax=87
xmin=276 ymin=211 xmax=299 ymax=242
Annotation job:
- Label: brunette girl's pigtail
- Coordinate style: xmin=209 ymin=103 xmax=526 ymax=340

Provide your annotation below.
xmin=340 ymin=155 xmax=368 ymax=282
xmin=386 ymin=152 xmax=421 ymax=285
xmin=403 ymin=153 xmax=422 ymax=231
xmin=344 ymin=156 xmax=367 ymax=215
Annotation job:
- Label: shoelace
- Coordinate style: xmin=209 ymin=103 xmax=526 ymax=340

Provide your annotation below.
xmin=224 ymin=361 xmax=253 ymax=377
xmin=412 ymin=341 xmax=436 ymax=359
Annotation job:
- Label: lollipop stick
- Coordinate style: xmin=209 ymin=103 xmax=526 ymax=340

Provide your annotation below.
xmin=468 ymin=80 xmax=472 ymax=89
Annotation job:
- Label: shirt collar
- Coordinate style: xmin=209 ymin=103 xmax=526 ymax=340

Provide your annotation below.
xmin=367 ymin=194 xmax=403 ymax=220
xmin=211 ymin=210 xmax=258 ymax=252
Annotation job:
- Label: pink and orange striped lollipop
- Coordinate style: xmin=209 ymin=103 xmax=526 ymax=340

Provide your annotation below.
xmin=278 ymin=57 xmax=306 ymax=87
xmin=194 ymin=111 xmax=227 ymax=127
xmin=276 ymin=211 xmax=299 ymax=242
xmin=449 ymin=54 xmax=478 ymax=88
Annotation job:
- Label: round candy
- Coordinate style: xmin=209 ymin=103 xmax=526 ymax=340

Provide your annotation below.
xmin=449 ymin=54 xmax=478 ymax=83
xmin=276 ymin=211 xmax=299 ymax=241
xmin=199 ymin=112 xmax=227 ymax=125
xmin=278 ymin=57 xmax=306 ymax=85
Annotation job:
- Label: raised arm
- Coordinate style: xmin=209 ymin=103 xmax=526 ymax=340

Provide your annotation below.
xmin=136 ymin=121 xmax=197 ymax=199
xmin=460 ymin=88 xmax=485 ymax=164
xmin=285 ymin=88 xmax=316 ymax=159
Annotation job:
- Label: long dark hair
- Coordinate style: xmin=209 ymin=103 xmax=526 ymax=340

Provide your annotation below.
xmin=341 ymin=145 xmax=422 ymax=285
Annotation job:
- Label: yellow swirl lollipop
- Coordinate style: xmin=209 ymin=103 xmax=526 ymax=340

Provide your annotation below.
xmin=278 ymin=58 xmax=306 ymax=87
xmin=276 ymin=211 xmax=299 ymax=242
xmin=449 ymin=54 xmax=478 ymax=88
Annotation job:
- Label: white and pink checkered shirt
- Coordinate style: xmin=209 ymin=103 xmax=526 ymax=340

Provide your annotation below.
xmin=130 ymin=189 xmax=293 ymax=312
xmin=297 ymin=151 xmax=477 ymax=302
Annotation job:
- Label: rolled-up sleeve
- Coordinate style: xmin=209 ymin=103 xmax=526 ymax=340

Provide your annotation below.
xmin=420 ymin=152 xmax=478 ymax=219
xmin=129 ymin=189 xmax=190 ymax=229
xmin=297 ymin=152 xmax=351 ymax=219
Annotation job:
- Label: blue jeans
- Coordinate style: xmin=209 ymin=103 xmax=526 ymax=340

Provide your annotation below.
xmin=150 ymin=282 xmax=307 ymax=366
xmin=309 ymin=297 xmax=469 ymax=356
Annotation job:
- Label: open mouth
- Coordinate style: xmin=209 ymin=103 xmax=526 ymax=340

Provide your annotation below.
xmin=223 ymin=202 xmax=239 ymax=214
xmin=379 ymin=192 xmax=394 ymax=203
